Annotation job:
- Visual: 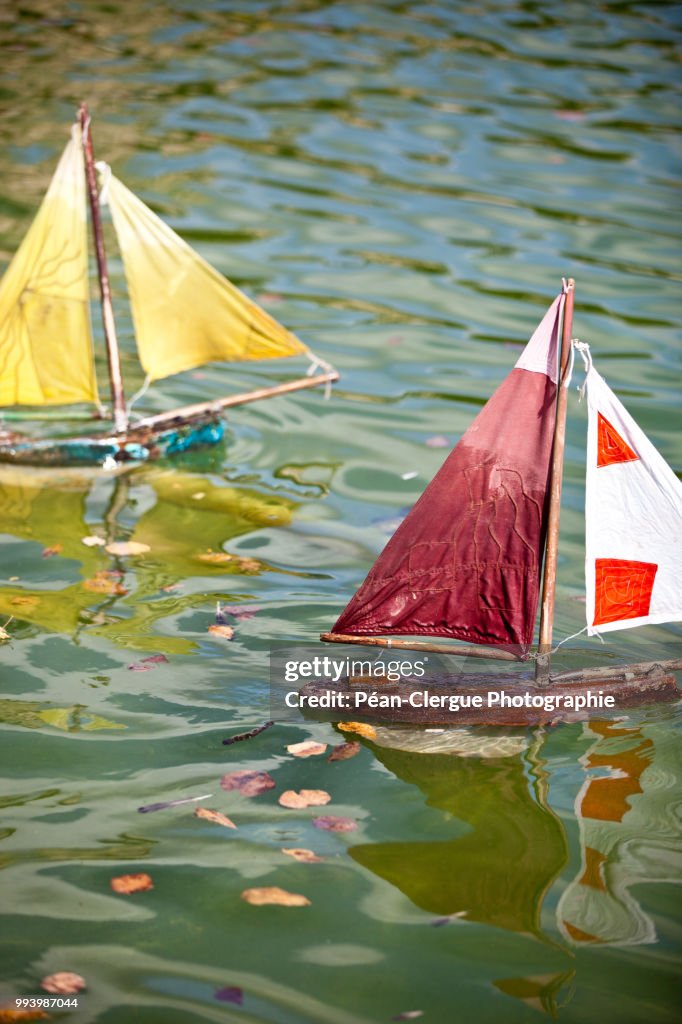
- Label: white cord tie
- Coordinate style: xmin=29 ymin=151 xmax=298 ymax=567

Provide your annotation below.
xmin=573 ymin=339 xmax=593 ymax=401
xmin=95 ymin=160 xmax=112 ymax=206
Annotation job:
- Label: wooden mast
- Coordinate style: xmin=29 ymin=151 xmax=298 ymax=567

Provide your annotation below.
xmin=79 ymin=102 xmax=128 ymax=434
xmin=535 ymin=278 xmax=575 ymax=683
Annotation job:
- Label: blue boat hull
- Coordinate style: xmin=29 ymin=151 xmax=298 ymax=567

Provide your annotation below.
xmin=0 ymin=417 xmax=225 ymax=467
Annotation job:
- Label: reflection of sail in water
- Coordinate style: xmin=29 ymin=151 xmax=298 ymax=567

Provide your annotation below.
xmin=349 ymin=735 xmax=567 ymax=940
xmin=0 ymin=465 xmax=295 ymax=640
xmin=557 ymin=720 xmax=681 ymax=946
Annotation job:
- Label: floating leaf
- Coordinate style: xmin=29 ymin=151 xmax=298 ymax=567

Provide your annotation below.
xmin=128 ymin=654 xmax=169 ymax=672
xmin=328 ymin=741 xmax=361 ymax=762
xmin=431 ymin=911 xmax=467 ymax=927
xmin=281 ymin=847 xmax=323 ymax=863
xmin=207 ymin=624 xmax=234 ymax=640
xmin=197 ymin=552 xmax=261 ymax=572
xmin=222 ymin=720 xmax=274 ymax=746
xmin=279 ymin=789 xmax=331 ymax=809
xmin=218 ymin=604 xmax=261 ymax=621
xmin=105 ymin=541 xmax=150 ymax=556
xmin=81 ymin=535 xmax=106 ymax=547
xmin=83 ymin=572 xmax=128 ymax=596
xmin=313 ymin=815 xmax=358 ymax=833
xmin=41 ymin=544 xmax=63 ymax=558
xmin=195 ymin=807 xmax=237 ymax=829
xmin=40 ymin=973 xmax=86 ymax=995
xmin=0 ymin=1008 xmax=50 ymax=1021
xmin=110 ymin=873 xmax=154 ymax=894
xmin=241 ymin=886 xmax=310 ymax=907
xmin=220 ymin=769 xmax=275 ymax=797
xmin=9 ymin=595 xmax=40 ymax=609
xmin=286 ymin=740 xmax=327 ymax=758
xmin=214 ymin=987 xmax=243 ymax=1005
xmin=138 ymin=793 xmax=212 ymax=813
xmin=338 ymin=721 xmax=377 ymax=740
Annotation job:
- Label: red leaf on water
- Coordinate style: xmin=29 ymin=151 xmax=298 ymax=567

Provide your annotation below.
xmin=110 ymin=873 xmax=153 ymax=894
xmin=219 ymin=604 xmax=261 ymax=621
xmin=220 ymin=769 xmax=275 ymax=797
xmin=41 ymin=545 xmax=63 ymax=558
xmin=128 ymin=654 xmax=169 ymax=672
xmin=313 ymin=815 xmax=358 ymax=833
xmin=214 ymin=987 xmax=243 ymax=1004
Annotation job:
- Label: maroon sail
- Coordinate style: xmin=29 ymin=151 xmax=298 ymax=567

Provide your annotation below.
xmin=332 ymin=293 xmax=565 ymax=653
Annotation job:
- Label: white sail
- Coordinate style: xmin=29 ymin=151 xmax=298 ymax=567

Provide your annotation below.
xmin=583 ymin=360 xmax=682 ymax=634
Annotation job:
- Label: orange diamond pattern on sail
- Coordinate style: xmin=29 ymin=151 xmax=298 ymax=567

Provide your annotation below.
xmin=593 ymin=558 xmax=657 ymax=626
xmin=596 ymin=413 xmax=638 ymax=468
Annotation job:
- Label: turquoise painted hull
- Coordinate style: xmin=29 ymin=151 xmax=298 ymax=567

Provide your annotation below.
xmin=0 ymin=418 xmax=225 ymax=467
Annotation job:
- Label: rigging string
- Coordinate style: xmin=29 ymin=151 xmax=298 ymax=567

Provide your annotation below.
xmin=306 ymin=352 xmax=335 ymax=400
xmin=573 ymin=339 xmax=593 ymax=401
xmin=127 ymin=374 xmax=152 ymax=414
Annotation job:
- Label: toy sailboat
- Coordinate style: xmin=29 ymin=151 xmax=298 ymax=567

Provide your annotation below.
xmin=0 ymin=104 xmax=337 ymax=467
xmin=320 ymin=279 xmax=682 ymax=720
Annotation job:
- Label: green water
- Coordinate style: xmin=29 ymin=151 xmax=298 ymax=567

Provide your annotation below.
xmin=1 ymin=2 xmax=681 ymax=1021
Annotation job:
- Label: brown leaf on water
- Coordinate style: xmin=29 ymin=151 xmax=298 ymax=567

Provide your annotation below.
xmin=9 ymin=595 xmax=40 ymax=609
xmin=220 ymin=769 xmax=275 ymax=797
xmin=328 ymin=741 xmax=361 ymax=762
xmin=286 ymin=740 xmax=327 ymax=758
xmin=241 ymin=886 xmax=310 ymax=907
xmin=313 ymin=815 xmax=358 ymax=833
xmin=110 ymin=872 xmax=154 ymax=894
xmin=105 ymin=541 xmax=150 ymax=556
xmin=338 ymin=721 xmax=377 ymax=740
xmin=207 ymin=624 xmax=235 ymax=640
xmin=194 ymin=807 xmax=237 ymax=829
xmin=40 ymin=972 xmax=86 ymax=995
xmin=83 ymin=572 xmax=128 ymax=597
xmin=279 ymin=789 xmax=331 ymax=809
xmin=281 ymin=847 xmax=323 ymax=863
xmin=41 ymin=544 xmax=63 ymax=558
xmin=0 ymin=1009 xmax=50 ymax=1021
xmin=197 ymin=552 xmax=261 ymax=573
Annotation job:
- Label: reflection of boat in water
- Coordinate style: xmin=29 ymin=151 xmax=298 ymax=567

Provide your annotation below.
xmin=558 ymin=719 xmax=682 ymax=947
xmin=0 ymin=462 xmax=295 ymax=643
xmin=0 ymin=105 xmax=336 ymax=466
xmin=348 ymin=719 xmax=680 ymax=1013
xmin=349 ymin=733 xmax=568 ymax=939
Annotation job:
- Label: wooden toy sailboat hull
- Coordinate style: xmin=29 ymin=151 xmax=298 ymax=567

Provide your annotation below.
xmin=315 ymin=279 xmax=681 ymax=723
xmin=0 ymin=105 xmax=337 ymax=467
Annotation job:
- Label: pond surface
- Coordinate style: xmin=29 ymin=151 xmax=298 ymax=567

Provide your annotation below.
xmin=1 ymin=2 xmax=681 ymax=1022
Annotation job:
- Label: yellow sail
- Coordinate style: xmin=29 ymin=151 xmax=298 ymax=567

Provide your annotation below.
xmin=104 ymin=172 xmax=308 ymax=382
xmin=0 ymin=128 xmax=99 ymax=407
